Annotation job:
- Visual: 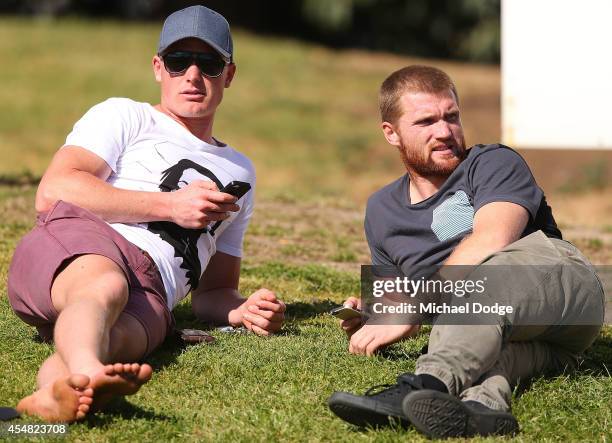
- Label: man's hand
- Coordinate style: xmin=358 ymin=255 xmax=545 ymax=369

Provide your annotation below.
xmin=232 ymin=288 xmax=286 ymax=336
xmin=349 ymin=323 xmax=420 ymax=356
xmin=339 ymin=296 xmax=363 ymax=338
xmin=169 ymin=180 xmax=241 ymax=229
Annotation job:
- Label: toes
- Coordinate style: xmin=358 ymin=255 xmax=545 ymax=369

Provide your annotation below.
xmin=78 ymin=403 xmax=90 ymax=414
xmin=68 ymin=374 xmax=90 ymax=389
xmin=76 ymin=410 xmax=86 ymax=420
xmin=98 ymin=362 xmax=152 ymax=385
xmin=79 ymin=395 xmax=93 ymax=406
xmin=140 ymin=364 xmax=153 ymax=382
xmin=121 ymin=363 xmax=141 ymax=378
xmin=82 ymin=388 xmax=94 ymax=398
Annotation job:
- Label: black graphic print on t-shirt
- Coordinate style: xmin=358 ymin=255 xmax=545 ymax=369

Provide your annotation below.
xmin=147 ymin=159 xmax=225 ymax=291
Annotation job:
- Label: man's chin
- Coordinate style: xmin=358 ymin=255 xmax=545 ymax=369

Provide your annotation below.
xmin=399 ymin=143 xmax=465 ymax=178
xmin=176 ymin=106 xmax=212 ymax=119
xmin=411 ymin=157 xmax=461 ymax=177
xmin=434 ymin=148 xmax=465 ymax=167
xmin=435 ymin=157 xmax=462 ymax=174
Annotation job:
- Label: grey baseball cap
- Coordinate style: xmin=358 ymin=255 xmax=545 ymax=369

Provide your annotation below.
xmin=157 ymin=5 xmax=233 ymax=61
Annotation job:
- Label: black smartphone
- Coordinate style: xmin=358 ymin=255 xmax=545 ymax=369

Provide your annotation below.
xmin=329 ymin=305 xmax=362 ymax=321
xmin=220 ymin=180 xmax=251 ymax=199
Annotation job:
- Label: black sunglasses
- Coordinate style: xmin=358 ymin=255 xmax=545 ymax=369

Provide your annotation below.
xmin=161 ymin=51 xmax=228 ymax=78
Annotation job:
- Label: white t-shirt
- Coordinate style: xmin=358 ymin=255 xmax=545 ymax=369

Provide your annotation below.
xmin=64 ymin=97 xmax=255 ymax=309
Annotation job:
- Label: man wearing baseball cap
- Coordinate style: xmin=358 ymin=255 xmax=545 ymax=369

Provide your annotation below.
xmin=7 ymin=5 xmax=285 ymax=422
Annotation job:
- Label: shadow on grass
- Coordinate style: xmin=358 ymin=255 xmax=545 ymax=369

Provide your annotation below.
xmin=142 ymin=300 xmax=313 ymax=370
xmin=349 ymin=418 xmax=412 ymax=434
xmin=581 ymin=333 xmax=612 ymax=375
xmin=285 ymin=299 xmax=339 ymax=319
xmin=377 ymin=344 xmax=427 ymax=361
xmin=32 ymin=332 xmax=52 ymax=344
xmin=141 ymin=299 xmax=346 ymax=355
xmin=85 ymin=398 xmax=175 ymax=427
xmin=156 ymin=299 xmax=337 ymax=340
xmin=512 ymin=333 xmax=612 ymax=399
xmin=144 ymin=303 xmax=201 ymax=371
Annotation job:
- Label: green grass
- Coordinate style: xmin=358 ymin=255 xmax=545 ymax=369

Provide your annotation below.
xmin=0 ymin=18 xmax=611 ymax=442
xmin=2 ymin=265 xmax=611 ymax=442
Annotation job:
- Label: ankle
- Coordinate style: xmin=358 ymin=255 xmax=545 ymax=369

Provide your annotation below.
xmin=417 ymin=374 xmax=448 ymax=393
xmin=65 ymin=360 xmax=105 ymax=378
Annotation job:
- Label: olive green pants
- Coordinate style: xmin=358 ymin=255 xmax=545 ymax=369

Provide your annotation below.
xmin=415 ymin=231 xmax=605 ymax=411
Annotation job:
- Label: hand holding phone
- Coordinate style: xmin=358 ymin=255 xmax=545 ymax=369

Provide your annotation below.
xmin=168 ymin=180 xmax=241 ymax=229
xmin=330 ymin=305 xmax=362 ymax=321
xmin=220 ymin=180 xmax=251 ymax=199
xmin=334 ymin=297 xmax=364 ymax=338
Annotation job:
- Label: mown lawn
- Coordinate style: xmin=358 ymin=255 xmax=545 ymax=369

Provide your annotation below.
xmin=0 ymin=18 xmax=610 ymax=442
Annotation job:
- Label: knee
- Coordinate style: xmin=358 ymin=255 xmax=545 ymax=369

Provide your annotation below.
xmin=70 ymin=273 xmax=129 ymax=311
xmin=94 ymin=273 xmax=129 ymax=310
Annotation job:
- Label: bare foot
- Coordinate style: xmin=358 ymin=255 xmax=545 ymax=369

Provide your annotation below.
xmin=16 ymin=374 xmax=93 ymax=422
xmin=90 ymin=363 xmax=152 ymax=411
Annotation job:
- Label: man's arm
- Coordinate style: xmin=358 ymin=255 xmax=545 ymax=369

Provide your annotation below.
xmin=190 ymin=251 xmax=243 ymax=325
xmin=36 ymin=146 xmax=238 ymax=227
xmin=191 ymin=251 xmax=285 ymax=335
xmin=345 ymin=201 xmax=528 ymax=356
xmin=443 ymin=201 xmax=529 ymax=266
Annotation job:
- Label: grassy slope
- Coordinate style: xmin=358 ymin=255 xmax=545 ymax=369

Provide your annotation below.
xmin=0 ymin=18 xmax=610 ymax=442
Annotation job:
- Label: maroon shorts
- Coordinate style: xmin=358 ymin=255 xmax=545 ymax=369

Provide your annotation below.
xmin=7 ymin=200 xmax=174 ymax=356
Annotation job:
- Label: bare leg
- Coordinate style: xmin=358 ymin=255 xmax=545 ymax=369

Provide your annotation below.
xmin=37 ymin=353 xmax=70 ymax=389
xmin=88 ymin=312 xmax=153 ymax=411
xmin=18 ymin=255 xmax=152 ymax=422
xmin=35 ymin=313 xmax=149 ymax=387
xmin=50 ymin=255 xmax=131 ymax=375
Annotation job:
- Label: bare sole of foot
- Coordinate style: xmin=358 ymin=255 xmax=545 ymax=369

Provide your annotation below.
xmin=90 ymin=363 xmax=152 ymax=411
xmin=16 ymin=374 xmax=94 ymax=422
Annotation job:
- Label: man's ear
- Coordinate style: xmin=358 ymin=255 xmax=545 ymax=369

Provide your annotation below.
xmin=152 ymin=55 xmax=163 ymax=83
xmin=224 ymin=63 xmax=236 ymax=88
xmin=381 ymin=121 xmax=401 ymax=147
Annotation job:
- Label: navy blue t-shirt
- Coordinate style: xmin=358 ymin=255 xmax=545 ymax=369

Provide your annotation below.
xmin=364 ymin=144 xmax=561 ymax=277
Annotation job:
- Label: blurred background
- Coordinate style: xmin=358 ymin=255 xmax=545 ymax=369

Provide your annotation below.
xmin=0 ymin=0 xmax=610 ymax=265
xmin=0 ymin=0 xmax=503 ymax=195
xmin=1 ymin=0 xmax=501 ymax=62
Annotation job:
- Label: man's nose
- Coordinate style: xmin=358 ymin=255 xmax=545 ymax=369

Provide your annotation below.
xmin=434 ymin=120 xmax=452 ymax=139
xmin=185 ymin=62 xmax=203 ymax=81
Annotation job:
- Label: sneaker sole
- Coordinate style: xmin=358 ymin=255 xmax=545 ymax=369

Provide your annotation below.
xmin=402 ymin=390 xmax=519 ymax=438
xmin=328 ymin=392 xmax=408 ymax=428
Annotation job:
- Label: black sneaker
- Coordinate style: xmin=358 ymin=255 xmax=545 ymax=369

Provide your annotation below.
xmin=0 ymin=407 xmax=20 ymax=421
xmin=402 ymin=390 xmax=519 ymax=439
xmin=327 ymin=373 xmax=425 ymax=428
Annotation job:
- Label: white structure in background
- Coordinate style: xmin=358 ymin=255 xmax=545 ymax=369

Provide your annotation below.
xmin=502 ymin=0 xmax=612 ymax=149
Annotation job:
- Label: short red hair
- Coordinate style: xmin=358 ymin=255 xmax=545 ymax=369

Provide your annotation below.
xmin=379 ymin=65 xmax=459 ymax=124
